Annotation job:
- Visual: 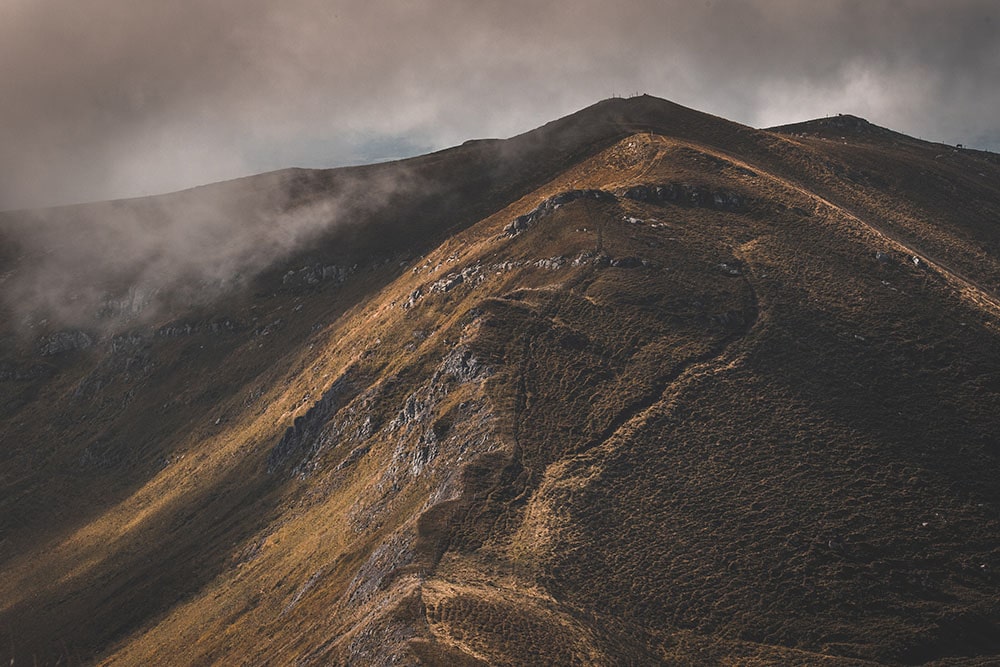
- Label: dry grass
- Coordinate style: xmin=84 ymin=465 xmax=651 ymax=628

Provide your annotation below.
xmin=1 ymin=96 xmax=999 ymax=665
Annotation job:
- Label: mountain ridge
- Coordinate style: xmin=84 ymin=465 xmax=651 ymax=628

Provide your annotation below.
xmin=1 ymin=96 xmax=999 ymax=665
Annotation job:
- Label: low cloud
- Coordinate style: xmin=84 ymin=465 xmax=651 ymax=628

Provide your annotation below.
xmin=1 ymin=1 xmax=997 ymax=212
xmin=0 ymin=164 xmax=420 ymax=334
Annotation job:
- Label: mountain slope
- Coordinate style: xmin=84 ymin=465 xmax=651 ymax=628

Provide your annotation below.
xmin=1 ymin=96 xmax=999 ymax=665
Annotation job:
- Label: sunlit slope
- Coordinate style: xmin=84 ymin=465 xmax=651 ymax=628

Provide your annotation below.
xmin=1 ymin=97 xmax=706 ymax=662
xmin=1 ymin=96 xmax=999 ymax=665
xmin=114 ymin=137 xmax=1000 ymax=665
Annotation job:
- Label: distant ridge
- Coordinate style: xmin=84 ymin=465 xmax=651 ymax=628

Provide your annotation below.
xmin=768 ymin=112 xmax=979 ymax=150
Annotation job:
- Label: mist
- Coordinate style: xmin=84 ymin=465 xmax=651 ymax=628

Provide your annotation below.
xmin=1 ymin=0 xmax=998 ymax=337
xmin=0 ymin=165 xmax=421 ymax=336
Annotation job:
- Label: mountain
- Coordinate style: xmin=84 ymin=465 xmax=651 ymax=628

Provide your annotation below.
xmin=1 ymin=95 xmax=999 ymax=665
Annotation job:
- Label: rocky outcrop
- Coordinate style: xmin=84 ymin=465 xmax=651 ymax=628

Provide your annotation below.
xmin=267 ymin=368 xmax=363 ymax=474
xmin=392 ymin=349 xmax=490 ymax=432
xmin=433 ymin=346 xmax=490 ymax=386
xmin=385 ymin=346 xmax=492 ymax=481
xmin=404 ymin=265 xmax=485 ymax=310
xmin=532 ymin=256 xmax=566 ymax=270
xmin=402 ymin=287 xmax=423 ymax=310
xmin=572 ymin=250 xmax=611 ymax=267
xmin=621 ymin=183 xmax=745 ymax=211
xmin=282 ymin=263 xmax=356 ymax=288
xmin=503 ymin=189 xmax=616 ymax=237
xmin=430 ymin=265 xmax=482 ymax=294
xmin=502 ymin=184 xmax=745 ymax=241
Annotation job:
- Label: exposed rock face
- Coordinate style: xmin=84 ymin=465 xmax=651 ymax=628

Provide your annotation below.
xmin=430 ymin=272 xmax=464 ymax=293
xmin=621 ymin=182 xmax=745 ymax=210
xmin=504 ymin=189 xmax=615 ymax=237
xmin=573 ymin=250 xmax=610 ymax=266
xmin=503 ymin=183 xmax=744 ymax=240
xmin=430 ymin=267 xmax=481 ymax=294
xmin=267 ymin=370 xmax=362 ymax=473
xmin=433 ymin=345 xmax=490 ymax=385
xmin=403 ymin=286 xmax=423 ymax=309
xmin=387 ymin=347 xmax=491 ymax=438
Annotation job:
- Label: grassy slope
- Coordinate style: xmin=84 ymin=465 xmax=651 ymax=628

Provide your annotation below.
xmin=1 ymin=97 xmax=999 ymax=665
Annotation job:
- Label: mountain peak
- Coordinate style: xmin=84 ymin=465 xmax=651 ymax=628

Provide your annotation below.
xmin=767 ymin=113 xmax=897 ymax=139
xmin=3 ymin=97 xmax=1000 ymax=666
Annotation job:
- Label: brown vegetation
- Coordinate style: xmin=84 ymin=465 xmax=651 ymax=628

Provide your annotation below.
xmin=1 ymin=96 xmax=999 ymax=665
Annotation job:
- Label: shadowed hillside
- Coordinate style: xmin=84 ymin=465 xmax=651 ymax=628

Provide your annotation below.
xmin=1 ymin=96 xmax=999 ymax=665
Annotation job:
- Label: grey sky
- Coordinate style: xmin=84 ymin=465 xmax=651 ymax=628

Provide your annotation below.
xmin=2 ymin=0 xmax=998 ymax=211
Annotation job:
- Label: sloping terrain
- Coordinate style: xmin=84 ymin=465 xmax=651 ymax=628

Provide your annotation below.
xmin=1 ymin=96 xmax=999 ymax=665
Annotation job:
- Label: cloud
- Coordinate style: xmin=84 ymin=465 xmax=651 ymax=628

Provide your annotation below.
xmin=0 ymin=0 xmax=997 ymax=211
xmin=0 ymin=162 xmax=423 ymax=333
xmin=1 ymin=1 xmax=997 ymax=336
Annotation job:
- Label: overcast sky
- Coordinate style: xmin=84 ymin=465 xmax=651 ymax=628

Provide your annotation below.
xmin=2 ymin=0 xmax=998 ymax=211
